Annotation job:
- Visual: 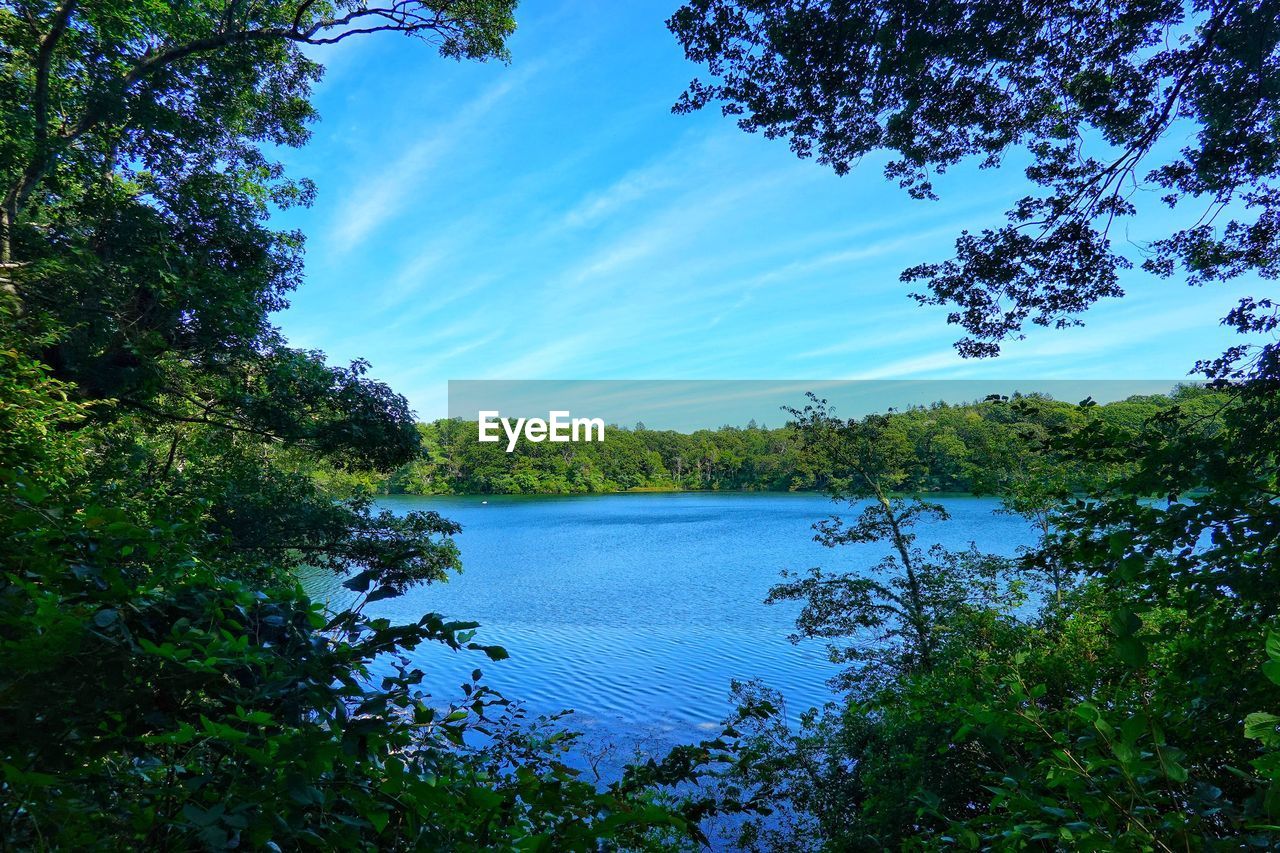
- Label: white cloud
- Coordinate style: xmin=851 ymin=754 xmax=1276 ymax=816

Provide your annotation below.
xmin=330 ymin=65 xmax=541 ymax=247
xmin=485 ymin=330 xmax=614 ymax=379
xmin=559 ymin=150 xmax=689 ymax=229
xmin=788 ymin=321 xmax=944 ymax=361
xmin=859 ymin=348 xmax=969 ymax=379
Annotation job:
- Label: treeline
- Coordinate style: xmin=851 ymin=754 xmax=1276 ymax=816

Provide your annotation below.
xmin=383 ymin=386 xmax=1225 ymax=495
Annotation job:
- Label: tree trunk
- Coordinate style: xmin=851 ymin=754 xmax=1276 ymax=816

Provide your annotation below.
xmin=869 ymin=478 xmax=935 ymax=671
xmin=0 ymin=203 xmax=10 ymax=266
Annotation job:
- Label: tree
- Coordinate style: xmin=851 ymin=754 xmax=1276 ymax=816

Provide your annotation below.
xmin=0 ymin=0 xmax=516 ymax=265
xmin=672 ymin=2 xmax=1280 ymax=847
xmin=0 ymin=2 xmax=753 ymax=847
xmin=768 ymin=394 xmax=1015 ymax=692
xmin=0 ymin=0 xmax=519 ymax=587
xmin=973 ymin=394 xmax=1101 ymax=606
xmin=669 ymin=0 xmax=1280 ymax=361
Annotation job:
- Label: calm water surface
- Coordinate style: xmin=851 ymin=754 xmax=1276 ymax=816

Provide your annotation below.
xmin=303 ymin=492 xmax=1035 ymax=753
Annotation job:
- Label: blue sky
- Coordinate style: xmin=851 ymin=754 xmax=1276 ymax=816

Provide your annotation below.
xmin=272 ymin=2 xmax=1262 ymax=421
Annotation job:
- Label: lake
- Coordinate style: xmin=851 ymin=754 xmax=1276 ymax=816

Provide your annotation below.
xmin=302 ymin=492 xmax=1036 ymax=761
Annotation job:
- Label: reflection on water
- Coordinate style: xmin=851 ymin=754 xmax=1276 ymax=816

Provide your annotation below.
xmin=301 ymin=492 xmax=1034 ymax=755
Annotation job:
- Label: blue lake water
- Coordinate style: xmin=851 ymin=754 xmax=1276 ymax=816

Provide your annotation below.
xmin=303 ymin=492 xmax=1035 ymax=757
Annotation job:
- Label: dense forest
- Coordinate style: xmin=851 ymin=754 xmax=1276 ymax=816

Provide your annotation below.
xmin=2 ymin=0 xmax=1278 ymax=851
xmin=379 ymin=388 xmax=1226 ymax=495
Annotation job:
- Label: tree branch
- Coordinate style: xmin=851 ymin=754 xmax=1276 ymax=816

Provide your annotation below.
xmin=4 ymin=0 xmax=472 ymax=258
xmin=118 ymin=396 xmax=289 ymax=443
xmin=1 ymin=0 xmax=76 ymax=262
xmin=34 ymin=0 xmax=77 ymax=162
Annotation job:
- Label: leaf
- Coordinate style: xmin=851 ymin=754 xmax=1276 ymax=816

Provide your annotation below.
xmin=342 ymin=570 xmax=375 ymax=593
xmin=1115 ymin=555 xmax=1143 ymax=581
xmin=364 ymin=586 xmax=401 ymax=603
xmin=469 ymin=643 xmax=509 ymax=661
xmin=287 ymin=782 xmax=325 ymax=806
xmin=1074 ymin=703 xmax=1100 ymax=723
xmin=1115 ymin=636 xmax=1148 ymax=669
xmin=1265 ymin=660 xmax=1280 ymax=687
xmin=1 ymin=763 xmax=58 ymax=788
xmin=182 ymin=803 xmax=223 ymax=827
xmin=1245 ymin=713 xmax=1280 ymax=746
xmin=142 ymin=722 xmax=198 ymax=746
xmin=1109 ymin=608 xmax=1141 ymax=637
xmin=1162 ymin=759 xmax=1189 ymax=784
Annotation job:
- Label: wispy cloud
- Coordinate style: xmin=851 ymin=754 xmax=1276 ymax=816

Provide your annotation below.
xmin=860 ymin=348 xmax=969 ymax=379
xmin=330 ymin=65 xmax=541 ymax=247
xmin=559 ymin=146 xmax=692 ymax=229
xmin=555 ymin=169 xmax=794 ymax=294
xmin=483 ymin=330 xmax=611 ymax=379
xmin=788 ymin=321 xmax=944 ymax=361
xmin=274 ymin=2 xmax=1244 ymax=419
xmin=699 ymin=222 xmax=971 ymax=329
xmin=390 ymin=329 xmax=505 ymax=382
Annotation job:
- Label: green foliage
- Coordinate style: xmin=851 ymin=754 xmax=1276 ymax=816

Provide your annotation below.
xmin=763 ymin=394 xmax=1024 ymax=692
xmin=386 ymin=388 xmax=1224 ymax=496
xmin=670 ymin=5 xmax=1280 ymax=848
xmin=715 ymin=384 xmax=1280 ymax=850
xmin=0 ymin=2 xmax=748 ymax=849
xmin=0 ymin=426 xmax=739 ymax=847
xmin=669 ymin=0 xmax=1280 ymax=359
xmin=1246 ymin=630 xmax=1280 ymax=828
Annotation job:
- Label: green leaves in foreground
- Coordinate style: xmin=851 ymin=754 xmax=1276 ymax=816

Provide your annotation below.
xmin=1244 ymin=631 xmax=1280 ymax=827
xmin=0 ymin=451 xmax=744 ymax=849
